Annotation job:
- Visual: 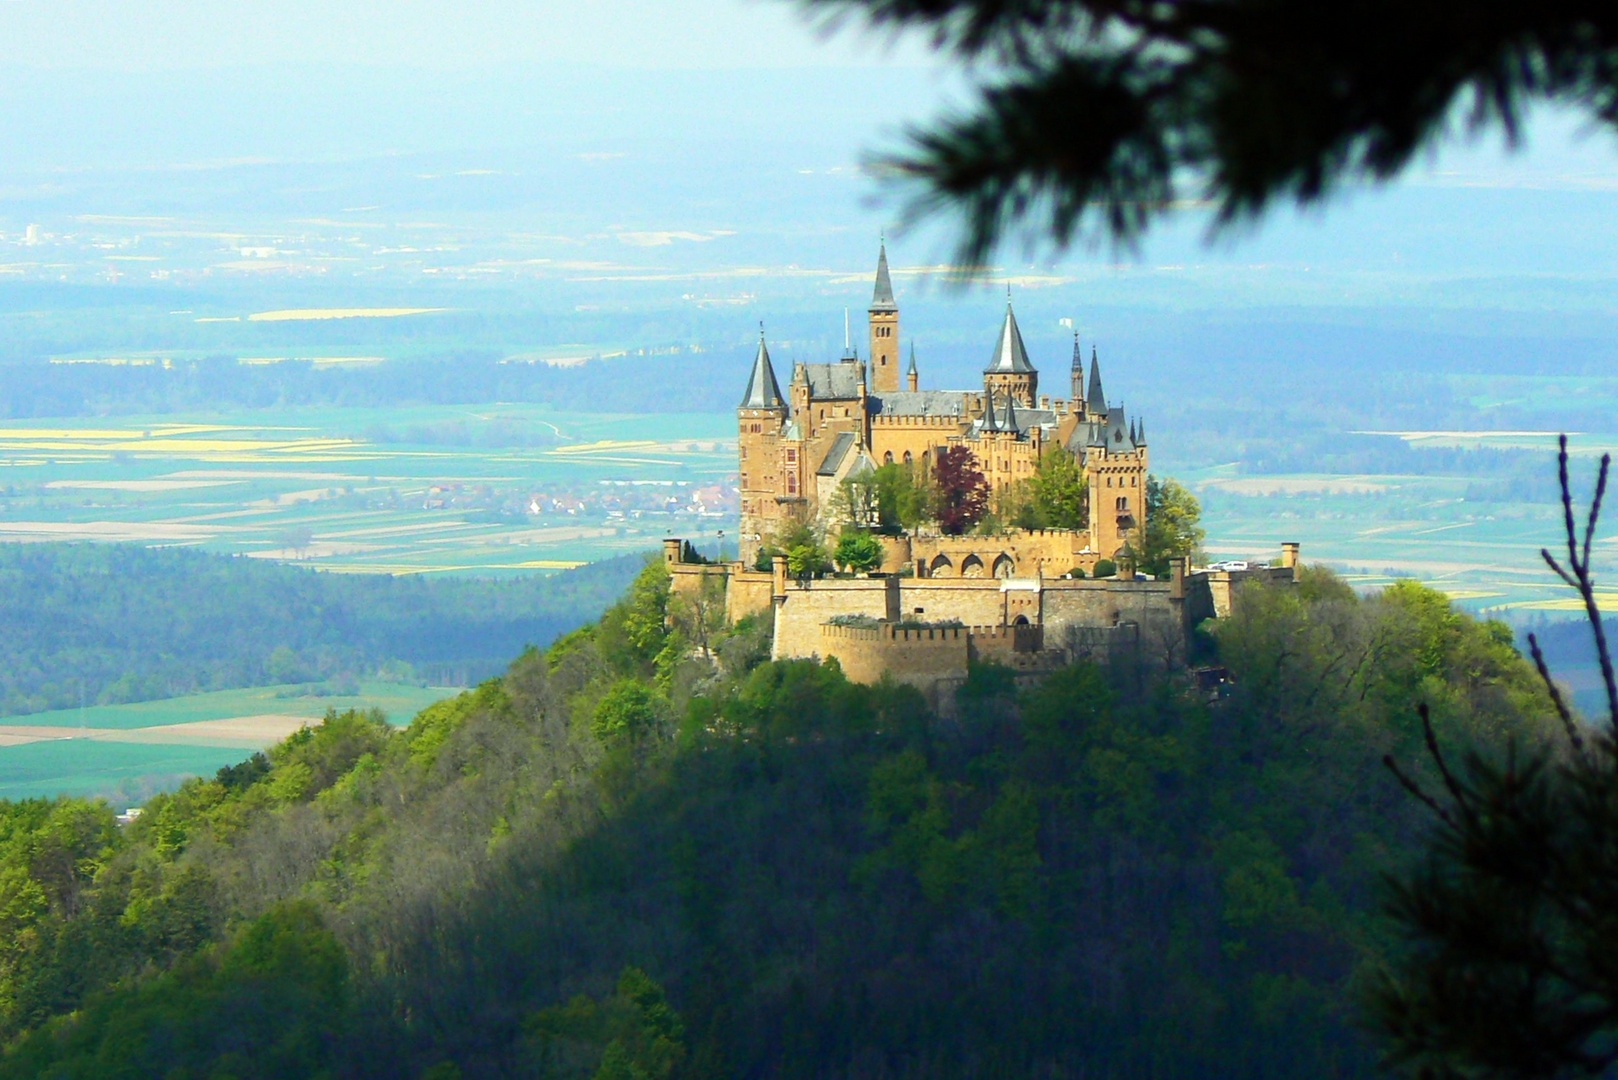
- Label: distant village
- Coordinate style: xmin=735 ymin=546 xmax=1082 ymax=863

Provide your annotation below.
xmin=412 ymin=478 xmax=738 ymax=522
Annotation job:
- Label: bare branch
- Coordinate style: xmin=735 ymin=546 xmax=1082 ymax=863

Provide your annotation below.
xmin=1527 ymin=631 xmax=1584 ymax=751
xmin=1382 ymin=753 xmax=1454 ymax=827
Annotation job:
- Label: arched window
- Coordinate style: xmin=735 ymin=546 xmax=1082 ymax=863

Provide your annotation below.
xmin=992 ymin=554 xmax=1014 ymax=579
xmin=961 ymin=554 xmax=985 ymax=578
xmin=1115 ymin=496 xmax=1127 ymax=511
xmin=929 ymin=554 xmax=953 ymax=576
xmin=787 ymin=474 xmax=797 ymax=495
xmin=903 ymin=450 xmax=913 ymax=464
xmin=884 ymin=451 xmax=894 ymax=464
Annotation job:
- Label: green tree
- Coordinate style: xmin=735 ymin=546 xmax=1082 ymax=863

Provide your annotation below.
xmin=591 ymin=680 xmax=664 ymax=747
xmin=833 ymin=530 xmax=885 ymax=574
xmin=1023 ymin=448 xmax=1087 ymax=530
xmin=804 ymin=0 xmax=1618 ymax=261
xmin=1137 ymin=475 xmax=1204 ymax=576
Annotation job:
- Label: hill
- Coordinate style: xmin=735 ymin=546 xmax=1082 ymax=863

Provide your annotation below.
xmin=0 ymin=561 xmax=1558 ymax=1079
xmin=0 ymin=543 xmax=643 ymax=715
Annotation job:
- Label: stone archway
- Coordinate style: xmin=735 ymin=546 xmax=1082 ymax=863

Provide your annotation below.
xmin=1013 ymin=614 xmax=1030 ymax=626
xmin=992 ymin=553 xmax=1015 ymax=579
xmin=929 ymin=554 xmax=954 ymax=577
xmin=960 ymin=554 xmax=985 ymax=578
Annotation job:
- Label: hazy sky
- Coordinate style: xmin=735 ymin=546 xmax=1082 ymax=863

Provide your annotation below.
xmin=0 ymin=0 xmax=928 ymax=71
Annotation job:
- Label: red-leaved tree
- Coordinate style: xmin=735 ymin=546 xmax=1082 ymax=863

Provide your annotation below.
xmin=934 ymin=445 xmax=989 ymax=535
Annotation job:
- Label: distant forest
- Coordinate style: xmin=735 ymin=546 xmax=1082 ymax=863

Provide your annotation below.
xmin=0 ymin=543 xmax=645 ymax=715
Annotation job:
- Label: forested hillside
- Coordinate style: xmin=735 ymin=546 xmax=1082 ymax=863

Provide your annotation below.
xmin=0 ymin=544 xmax=642 ymax=715
xmin=0 ymin=562 xmax=1558 ymax=1079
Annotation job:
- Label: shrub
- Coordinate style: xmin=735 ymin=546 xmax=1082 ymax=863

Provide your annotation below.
xmin=1093 ymin=558 xmax=1117 ymax=579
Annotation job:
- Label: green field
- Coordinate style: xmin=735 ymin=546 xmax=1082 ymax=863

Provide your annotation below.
xmin=0 ymin=681 xmax=453 ymax=802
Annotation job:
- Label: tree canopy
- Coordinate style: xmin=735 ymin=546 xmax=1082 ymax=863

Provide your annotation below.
xmin=808 ymin=0 xmax=1618 ymax=259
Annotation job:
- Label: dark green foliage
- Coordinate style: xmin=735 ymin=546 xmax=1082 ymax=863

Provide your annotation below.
xmin=0 ymin=543 xmax=643 ymax=716
xmin=806 ymin=0 xmax=1618 ymax=260
xmin=0 ymin=902 xmax=349 ymax=1080
xmin=1092 ymin=557 xmax=1116 ymax=578
xmin=1367 ymin=443 xmax=1618 ymax=1078
xmin=0 ymin=565 xmax=1559 ymax=1079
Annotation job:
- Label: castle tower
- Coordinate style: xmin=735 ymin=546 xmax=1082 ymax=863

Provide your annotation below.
xmin=737 ymin=329 xmax=790 ymax=564
xmin=984 ymin=294 xmax=1037 ymax=405
xmin=1085 ymin=398 xmax=1149 ymax=565
xmin=906 ymin=343 xmax=918 ymax=392
xmin=868 ymin=242 xmax=900 ymax=393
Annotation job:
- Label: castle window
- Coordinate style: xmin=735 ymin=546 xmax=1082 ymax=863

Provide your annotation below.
xmin=739 ymin=446 xmax=747 ymax=459
xmin=750 ymin=423 xmax=761 ymax=433
xmin=884 ymin=451 xmax=894 ymax=464
xmin=903 ymin=451 xmax=912 ymax=464
xmin=785 ymin=448 xmax=796 ymax=463
xmin=741 ymin=473 xmax=749 ymax=488
xmin=787 ymin=474 xmax=797 ymax=494
xmin=1116 ymin=496 xmax=1128 ymax=511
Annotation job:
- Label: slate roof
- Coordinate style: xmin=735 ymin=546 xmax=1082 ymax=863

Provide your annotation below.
xmin=985 ymin=301 xmax=1035 ymax=374
xmin=870 ymin=243 xmax=897 ymax=312
xmin=869 ymin=390 xmax=971 ymax=418
xmin=817 ymin=431 xmax=859 ymax=476
xmin=739 ymin=333 xmax=785 ymax=409
xmin=1086 ymin=347 xmax=1106 ymax=409
xmin=799 ymin=362 xmax=864 ymax=399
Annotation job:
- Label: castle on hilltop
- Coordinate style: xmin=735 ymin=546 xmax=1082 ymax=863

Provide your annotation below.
xmin=739 ymin=242 xmax=1147 ymax=577
xmin=661 ymin=241 xmax=1301 ymax=709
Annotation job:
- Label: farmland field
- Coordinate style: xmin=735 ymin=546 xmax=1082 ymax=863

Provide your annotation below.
xmin=0 ymin=404 xmax=739 ymax=574
xmin=0 ymin=681 xmax=451 ymax=801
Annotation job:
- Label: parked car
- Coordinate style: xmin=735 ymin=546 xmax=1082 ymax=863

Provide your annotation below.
xmin=1223 ymin=560 xmax=1249 ymax=571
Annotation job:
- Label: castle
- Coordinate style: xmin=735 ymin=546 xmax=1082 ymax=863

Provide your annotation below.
xmin=669 ymin=242 xmax=1300 ymax=708
xmin=739 ymin=243 xmax=1146 ymax=577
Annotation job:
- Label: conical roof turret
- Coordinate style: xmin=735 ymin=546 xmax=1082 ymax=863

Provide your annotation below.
xmin=907 ymin=342 xmax=918 ymax=376
xmin=739 ymin=327 xmax=785 ymax=409
xmin=1086 ymin=346 xmax=1106 ymax=410
xmin=870 ymin=241 xmax=897 ymax=313
xmin=981 ymin=390 xmax=1001 ymax=432
xmin=1002 ymin=390 xmax=1018 ymax=432
xmin=985 ymin=293 xmax=1034 ymax=374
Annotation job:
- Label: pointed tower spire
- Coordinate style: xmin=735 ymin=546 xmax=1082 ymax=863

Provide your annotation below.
xmin=1137 ymin=417 xmax=1145 ymax=443
xmin=984 ymin=300 xmax=1034 ymax=374
xmin=870 ymin=241 xmax=896 ymax=312
xmin=739 ymin=325 xmax=784 ymax=409
xmin=1087 ymin=345 xmax=1106 ymax=412
xmin=981 ymin=390 xmax=1001 ymax=432
xmin=1071 ymin=332 xmax=1084 ymax=404
xmin=842 ymin=308 xmax=857 ymax=361
xmin=1129 ymin=418 xmax=1137 ymax=442
xmin=1002 ymin=389 xmax=1017 ymax=433
xmin=906 ymin=342 xmax=919 ymax=392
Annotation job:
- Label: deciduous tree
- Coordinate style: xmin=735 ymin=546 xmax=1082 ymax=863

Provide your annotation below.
xmin=933 ymin=445 xmax=990 ymax=535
